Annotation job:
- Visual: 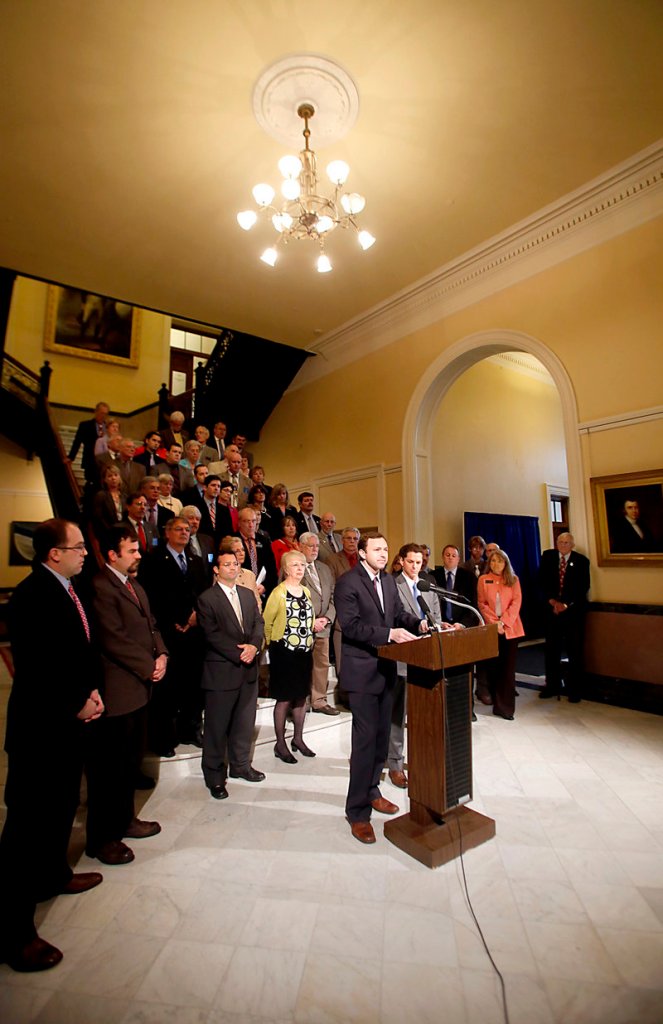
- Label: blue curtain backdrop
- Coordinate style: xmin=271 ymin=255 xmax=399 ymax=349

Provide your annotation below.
xmin=463 ymin=512 xmax=543 ymax=636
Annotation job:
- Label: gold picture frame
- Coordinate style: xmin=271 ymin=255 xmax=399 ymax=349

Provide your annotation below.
xmin=591 ymin=468 xmax=663 ymax=566
xmin=44 ymin=285 xmax=141 ymax=367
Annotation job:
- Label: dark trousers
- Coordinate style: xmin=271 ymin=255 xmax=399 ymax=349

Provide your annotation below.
xmin=201 ymin=680 xmax=258 ymax=788
xmin=85 ymin=706 xmax=146 ymax=851
xmin=346 ymin=683 xmax=394 ymax=822
xmin=544 ymin=611 xmax=585 ymax=699
xmin=0 ymin=745 xmax=82 ymax=952
xmin=486 ymin=635 xmax=518 ymax=717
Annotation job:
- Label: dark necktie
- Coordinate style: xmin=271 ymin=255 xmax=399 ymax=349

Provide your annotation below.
xmin=178 ymin=552 xmax=187 ymax=573
xmin=445 ymin=571 xmax=453 ymax=621
xmin=125 ymin=578 xmax=140 ymax=604
xmin=68 ymin=583 xmax=90 ymax=640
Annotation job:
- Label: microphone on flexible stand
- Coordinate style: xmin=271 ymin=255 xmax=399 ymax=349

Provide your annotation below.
xmin=417 ymin=579 xmax=485 ymax=625
xmin=417 ymin=593 xmax=439 ymax=631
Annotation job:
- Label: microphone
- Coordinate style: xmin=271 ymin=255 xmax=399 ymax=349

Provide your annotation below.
xmin=417 ymin=577 xmax=485 ymax=626
xmin=417 ymin=578 xmax=471 ymax=604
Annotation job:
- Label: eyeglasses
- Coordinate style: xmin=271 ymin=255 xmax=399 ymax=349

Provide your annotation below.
xmin=57 ymin=544 xmax=87 ymax=552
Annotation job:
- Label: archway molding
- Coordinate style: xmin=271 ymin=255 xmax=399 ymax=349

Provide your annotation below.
xmin=401 ymin=329 xmax=588 ymax=554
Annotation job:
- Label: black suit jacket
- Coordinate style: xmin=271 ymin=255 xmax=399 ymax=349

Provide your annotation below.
xmin=197 ymin=584 xmax=264 ymax=691
xmin=69 ymin=418 xmax=104 ymax=481
xmin=6 ymin=566 xmax=101 ymax=753
xmin=141 ymin=544 xmax=208 ymax=643
xmin=433 ymin=565 xmax=478 ymax=624
xmin=294 ymin=511 xmax=321 ymax=538
xmin=236 ymin=529 xmax=278 ymax=597
xmin=198 ymin=499 xmax=234 ymax=546
xmin=538 ymin=548 xmax=590 ymax=613
xmin=91 ymin=567 xmax=168 ymax=716
xmin=334 ymin=564 xmax=422 ymax=695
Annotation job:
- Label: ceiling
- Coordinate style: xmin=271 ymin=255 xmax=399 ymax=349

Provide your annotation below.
xmin=1 ymin=0 xmax=662 ymax=349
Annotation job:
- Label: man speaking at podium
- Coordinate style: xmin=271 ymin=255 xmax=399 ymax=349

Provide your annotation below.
xmin=334 ymin=532 xmax=427 ymax=845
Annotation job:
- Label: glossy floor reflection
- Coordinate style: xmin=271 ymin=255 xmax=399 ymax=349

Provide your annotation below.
xmin=1 ymin=683 xmax=663 ymax=1023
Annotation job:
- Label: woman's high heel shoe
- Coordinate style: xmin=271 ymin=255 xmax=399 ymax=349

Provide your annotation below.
xmin=274 ymin=744 xmax=297 ymax=764
xmin=291 ymin=740 xmax=316 ymax=758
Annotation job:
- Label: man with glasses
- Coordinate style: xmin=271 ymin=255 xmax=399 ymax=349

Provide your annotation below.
xmin=0 ymin=519 xmax=104 ymax=972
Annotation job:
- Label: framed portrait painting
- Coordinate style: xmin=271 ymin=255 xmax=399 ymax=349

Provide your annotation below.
xmin=591 ymin=468 xmax=663 ymax=566
xmin=44 ymin=286 xmax=141 ymax=367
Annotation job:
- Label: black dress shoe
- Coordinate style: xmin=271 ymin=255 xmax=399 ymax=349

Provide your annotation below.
xmin=493 ymin=711 xmax=515 ymax=721
xmin=4 ymin=936 xmax=63 ymax=973
xmin=229 ymin=766 xmax=266 ymax=782
xmin=291 ymin=740 xmax=316 ymax=758
xmin=538 ymin=687 xmax=559 ymax=700
xmin=157 ymin=748 xmax=177 ymax=758
xmin=274 ymin=745 xmax=297 ymax=764
xmin=60 ymin=872 xmax=103 ymax=895
xmin=471 ymin=711 xmax=478 ymax=722
xmin=209 ymin=784 xmax=228 ymax=800
xmin=568 ymin=696 xmax=582 ymax=704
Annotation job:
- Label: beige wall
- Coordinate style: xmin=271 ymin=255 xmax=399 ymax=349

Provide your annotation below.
xmin=0 ymin=436 xmax=52 ymax=589
xmin=430 ymin=358 xmax=567 ymax=557
xmin=255 ymin=215 xmax=663 ymax=605
xmin=5 ymin=278 xmax=170 ymax=411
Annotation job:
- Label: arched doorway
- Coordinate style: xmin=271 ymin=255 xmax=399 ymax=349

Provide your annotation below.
xmin=401 ymin=330 xmax=587 ymax=552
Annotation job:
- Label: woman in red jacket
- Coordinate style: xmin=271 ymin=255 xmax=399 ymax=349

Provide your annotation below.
xmin=477 ymin=549 xmax=525 ymax=720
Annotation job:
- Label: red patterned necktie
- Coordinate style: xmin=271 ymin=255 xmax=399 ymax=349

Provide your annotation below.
xmin=137 ymin=523 xmax=147 ymax=551
xmin=125 ymin=578 xmax=140 ymax=604
xmin=559 ymin=555 xmax=567 ymax=596
xmin=68 ymin=583 xmax=90 ymax=640
xmin=208 ymin=501 xmax=216 ymax=529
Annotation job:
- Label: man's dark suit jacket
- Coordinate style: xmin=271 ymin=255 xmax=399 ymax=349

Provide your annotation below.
xmin=160 ymin=427 xmax=189 ymax=451
xmin=433 ymin=564 xmax=478 ymax=625
xmin=6 ymin=566 xmax=100 ymax=752
xmin=294 ymin=510 xmax=321 ymax=538
xmin=236 ymin=529 xmax=278 ymax=597
xmin=97 ymin=454 xmax=145 ymax=495
xmin=187 ymin=534 xmax=216 ymax=585
xmin=141 ymin=544 xmax=208 ymax=643
xmin=538 ymin=548 xmax=590 ymax=611
xmin=197 ymin=584 xmax=264 ymax=691
xmin=334 ymin=564 xmax=422 ymax=695
xmin=69 ymin=417 xmax=104 ymax=482
xmin=610 ymin=517 xmax=658 ymax=554
xmin=91 ymin=567 xmax=168 ymax=716
xmin=198 ymin=499 xmax=234 ymax=546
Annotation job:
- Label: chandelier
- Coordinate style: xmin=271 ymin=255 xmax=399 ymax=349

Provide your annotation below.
xmin=237 ymin=103 xmax=375 ymax=273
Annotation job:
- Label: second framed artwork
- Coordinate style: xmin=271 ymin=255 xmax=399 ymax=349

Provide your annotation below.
xmin=44 ymin=286 xmax=141 ymax=367
xmin=591 ymin=468 xmax=663 ymax=566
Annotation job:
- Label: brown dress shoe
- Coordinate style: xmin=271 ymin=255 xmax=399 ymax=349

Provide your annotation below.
xmin=86 ymin=840 xmax=135 ymax=865
xmin=388 ymin=769 xmax=408 ymax=789
xmin=60 ymin=872 xmax=103 ymax=895
xmin=371 ymin=796 xmax=399 ymax=815
xmin=478 ymin=694 xmax=493 ymax=705
xmin=350 ymin=821 xmax=376 ymax=844
xmin=5 ymin=936 xmax=63 ymax=973
xmin=124 ymin=818 xmax=161 ymax=839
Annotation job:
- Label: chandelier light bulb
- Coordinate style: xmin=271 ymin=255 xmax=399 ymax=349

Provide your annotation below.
xmin=317 ymin=253 xmax=332 ymax=273
xmin=278 ymin=154 xmax=302 ymax=179
xmin=357 ymin=230 xmax=376 ymax=250
xmin=326 ymin=160 xmax=350 ymax=186
xmin=272 ymin=213 xmax=293 ymax=233
xmin=316 ymin=215 xmax=334 ymax=233
xmin=281 ymin=179 xmax=300 ymax=201
xmin=341 ymin=192 xmax=366 ymax=215
xmin=252 ymin=183 xmax=275 ymax=207
xmin=237 ymin=210 xmax=257 ymax=231
xmin=260 ymin=247 xmax=278 ymax=267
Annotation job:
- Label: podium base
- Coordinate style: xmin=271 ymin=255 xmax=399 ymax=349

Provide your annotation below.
xmin=383 ymin=805 xmax=496 ymax=869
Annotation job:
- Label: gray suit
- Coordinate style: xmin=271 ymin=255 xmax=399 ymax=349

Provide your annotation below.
xmin=317 ymin=530 xmax=343 ymax=565
xmin=390 ymin=574 xmax=442 ymax=771
xmin=197 ymin=582 xmax=264 ymax=787
xmin=303 ymin=560 xmax=336 ymax=709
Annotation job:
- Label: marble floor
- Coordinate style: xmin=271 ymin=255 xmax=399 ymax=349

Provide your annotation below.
xmin=1 ymin=678 xmax=663 ymax=1024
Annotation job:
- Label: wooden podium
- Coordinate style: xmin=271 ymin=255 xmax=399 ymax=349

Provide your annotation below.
xmin=378 ymin=624 xmax=498 ymax=869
